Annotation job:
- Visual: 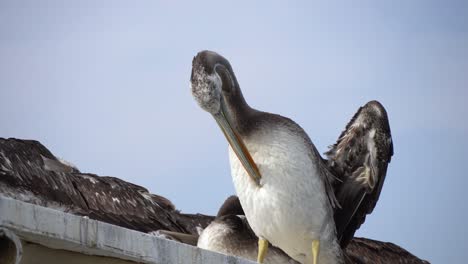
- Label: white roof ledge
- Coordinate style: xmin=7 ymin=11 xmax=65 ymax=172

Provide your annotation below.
xmin=0 ymin=195 xmax=255 ymax=264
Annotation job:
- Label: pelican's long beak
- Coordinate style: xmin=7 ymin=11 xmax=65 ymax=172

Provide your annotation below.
xmin=213 ymin=107 xmax=262 ymax=187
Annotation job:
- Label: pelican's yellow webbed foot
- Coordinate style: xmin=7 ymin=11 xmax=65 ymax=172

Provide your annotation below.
xmin=257 ymin=238 xmax=269 ymax=263
xmin=312 ymin=239 xmax=320 ymax=264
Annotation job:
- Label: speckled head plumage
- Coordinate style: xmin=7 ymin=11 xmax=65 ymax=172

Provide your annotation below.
xmin=190 ymin=51 xmax=249 ymax=115
xmin=190 ymin=60 xmax=222 ymax=114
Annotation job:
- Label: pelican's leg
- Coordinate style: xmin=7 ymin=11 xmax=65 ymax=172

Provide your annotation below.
xmin=311 ymin=239 xmax=320 ymax=264
xmin=257 ymin=238 xmax=269 ymax=263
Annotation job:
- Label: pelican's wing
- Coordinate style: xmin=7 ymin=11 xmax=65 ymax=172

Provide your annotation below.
xmin=325 ymin=101 xmax=393 ymax=248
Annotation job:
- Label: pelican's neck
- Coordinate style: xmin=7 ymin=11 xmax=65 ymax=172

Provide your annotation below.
xmin=222 ymin=82 xmax=259 ymax=138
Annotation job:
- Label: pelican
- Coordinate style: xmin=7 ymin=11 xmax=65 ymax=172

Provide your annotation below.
xmin=198 ymin=196 xmax=299 ymax=264
xmin=155 ymin=196 xmax=299 ymax=263
xmin=190 ymin=51 xmax=393 ymax=264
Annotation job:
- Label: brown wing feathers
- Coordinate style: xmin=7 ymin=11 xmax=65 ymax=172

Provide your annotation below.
xmin=326 ymin=100 xmax=393 ymax=248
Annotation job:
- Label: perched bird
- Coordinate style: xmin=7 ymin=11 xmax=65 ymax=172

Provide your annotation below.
xmin=156 ymin=196 xmax=299 ymax=264
xmin=190 ymin=51 xmax=393 ymax=264
xmin=198 ymin=196 xmax=299 ymax=264
xmin=156 ymin=197 xmax=428 ymax=264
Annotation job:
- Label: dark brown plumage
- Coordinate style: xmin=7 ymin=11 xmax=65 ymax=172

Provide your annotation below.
xmin=216 ymin=195 xmax=244 ymax=217
xmin=326 ymin=101 xmax=394 ymax=248
xmin=0 ymin=138 xmax=211 ymax=235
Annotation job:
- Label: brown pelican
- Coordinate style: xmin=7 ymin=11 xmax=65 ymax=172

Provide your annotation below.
xmin=190 ymin=51 xmax=393 ymax=264
xmin=198 ymin=196 xmax=300 ymax=264
xmin=156 ymin=196 xmax=299 ymax=264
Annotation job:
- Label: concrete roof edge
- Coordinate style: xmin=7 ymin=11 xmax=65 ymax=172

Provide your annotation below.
xmin=0 ymin=195 xmax=254 ymax=264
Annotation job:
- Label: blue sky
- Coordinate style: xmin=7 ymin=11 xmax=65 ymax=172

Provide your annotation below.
xmin=1 ymin=1 xmax=467 ymax=263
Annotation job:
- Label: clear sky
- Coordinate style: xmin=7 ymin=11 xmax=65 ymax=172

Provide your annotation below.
xmin=1 ymin=1 xmax=467 ymax=263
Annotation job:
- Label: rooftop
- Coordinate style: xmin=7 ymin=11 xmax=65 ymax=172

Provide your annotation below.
xmin=0 ymin=195 xmax=253 ymax=264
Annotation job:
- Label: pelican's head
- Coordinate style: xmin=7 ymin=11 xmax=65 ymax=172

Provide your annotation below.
xmin=191 ymin=50 xmax=235 ymax=114
xmin=190 ymin=50 xmax=262 ymax=186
